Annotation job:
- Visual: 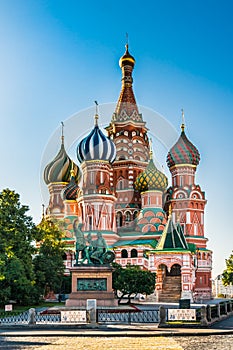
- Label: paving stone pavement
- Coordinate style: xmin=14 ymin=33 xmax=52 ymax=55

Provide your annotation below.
xmin=1 ymin=335 xmax=233 ymax=350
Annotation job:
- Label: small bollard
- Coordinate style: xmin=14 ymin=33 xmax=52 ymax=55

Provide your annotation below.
xmin=200 ymin=305 xmax=208 ymax=326
xmin=229 ymin=302 xmax=232 ymax=313
xmin=206 ymin=304 xmax=211 ymax=322
xmin=224 ymin=302 xmax=228 ymax=315
xmin=86 ymin=310 xmax=91 ymax=323
xmin=217 ymin=303 xmax=221 ymax=318
xmin=159 ymin=306 xmax=166 ymax=326
xmin=28 ymin=308 xmax=36 ymax=325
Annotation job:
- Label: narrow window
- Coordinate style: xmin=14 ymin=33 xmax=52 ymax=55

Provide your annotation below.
xmin=180 ymin=176 xmax=183 ymax=187
xmin=131 ymin=249 xmax=138 ymax=258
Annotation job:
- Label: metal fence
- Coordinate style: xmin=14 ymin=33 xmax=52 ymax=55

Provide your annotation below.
xmin=0 ymin=311 xmax=29 ymax=324
xmin=97 ymin=309 xmax=159 ymax=324
xmin=0 ymin=299 xmax=232 ymax=326
xmin=0 ymin=310 xmax=61 ymax=325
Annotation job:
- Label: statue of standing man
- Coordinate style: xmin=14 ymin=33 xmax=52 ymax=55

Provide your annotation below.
xmin=73 ymin=220 xmax=86 ymax=265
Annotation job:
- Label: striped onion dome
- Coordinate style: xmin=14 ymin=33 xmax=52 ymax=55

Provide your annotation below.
xmin=44 ymin=140 xmax=81 ymax=185
xmin=135 ymin=153 xmax=168 ymax=193
xmin=77 ymin=115 xmax=116 ymax=163
xmin=61 ymin=169 xmax=79 ymax=200
xmin=167 ymin=124 xmax=200 ymax=168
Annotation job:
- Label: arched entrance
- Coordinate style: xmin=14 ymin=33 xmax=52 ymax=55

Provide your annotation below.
xmin=158 ymin=263 xmax=182 ymax=302
xmin=167 ymin=264 xmax=181 ymax=276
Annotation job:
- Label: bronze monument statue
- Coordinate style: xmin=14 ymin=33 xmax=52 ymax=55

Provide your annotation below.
xmin=73 ymin=220 xmax=115 ymax=265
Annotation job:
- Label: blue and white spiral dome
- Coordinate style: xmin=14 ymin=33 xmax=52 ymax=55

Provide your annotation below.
xmin=77 ymin=121 xmax=116 ymax=164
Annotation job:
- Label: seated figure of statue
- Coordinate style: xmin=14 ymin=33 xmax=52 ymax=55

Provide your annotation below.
xmin=90 ymin=232 xmax=107 ymax=264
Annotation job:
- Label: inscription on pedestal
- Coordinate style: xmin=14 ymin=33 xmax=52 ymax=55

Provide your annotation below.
xmin=77 ymin=278 xmax=107 ymax=291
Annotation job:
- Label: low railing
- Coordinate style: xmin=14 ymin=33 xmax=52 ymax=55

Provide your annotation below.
xmin=0 ymin=311 xmax=29 ymax=324
xmin=97 ymin=309 xmax=159 ymax=324
xmin=0 ymin=310 xmax=62 ymax=325
xmin=159 ymin=299 xmax=233 ymax=327
xmin=0 ymin=299 xmax=232 ymax=326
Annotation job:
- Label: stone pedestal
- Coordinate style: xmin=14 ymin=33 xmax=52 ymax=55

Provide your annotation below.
xmin=66 ymin=265 xmax=118 ymax=307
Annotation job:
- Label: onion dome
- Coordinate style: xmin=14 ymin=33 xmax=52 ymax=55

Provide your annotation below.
xmin=44 ymin=124 xmax=81 ymax=185
xmin=119 ymin=43 xmax=135 ymax=68
xmin=167 ymin=122 xmax=200 ymax=169
xmin=167 ymin=110 xmax=200 ymax=168
xmin=135 ymin=145 xmax=168 ymax=193
xmin=77 ymin=112 xmax=116 ymax=164
xmin=61 ymin=167 xmax=79 ymax=200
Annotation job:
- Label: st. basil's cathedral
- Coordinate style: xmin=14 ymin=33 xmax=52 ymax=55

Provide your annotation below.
xmin=43 ymin=44 xmax=212 ymax=302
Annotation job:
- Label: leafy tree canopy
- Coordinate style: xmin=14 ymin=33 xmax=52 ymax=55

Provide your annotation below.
xmin=222 ymin=250 xmax=233 ymax=286
xmin=34 ymin=218 xmax=66 ymax=297
xmin=0 ymin=189 xmax=39 ymax=305
xmin=112 ymin=263 xmax=156 ymax=304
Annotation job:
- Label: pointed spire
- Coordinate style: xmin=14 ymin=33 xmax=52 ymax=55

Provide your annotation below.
xmin=112 ymin=41 xmax=145 ymax=124
xmin=112 ymin=42 xmax=144 ymax=123
xmin=70 ymin=161 xmax=75 ymax=178
xmin=181 ymin=109 xmax=185 ymax=132
xmin=149 ymin=138 xmax=153 ymax=159
xmin=61 ymin=121 xmax=64 ymax=144
xmin=94 ymin=100 xmax=99 ymax=126
xmin=126 ymin=32 xmax=129 ymax=50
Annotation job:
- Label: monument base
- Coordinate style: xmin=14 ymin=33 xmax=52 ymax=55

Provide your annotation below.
xmin=66 ymin=265 xmax=118 ymax=307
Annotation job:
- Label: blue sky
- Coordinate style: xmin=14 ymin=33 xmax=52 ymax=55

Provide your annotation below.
xmin=1 ymin=0 xmax=233 ymax=278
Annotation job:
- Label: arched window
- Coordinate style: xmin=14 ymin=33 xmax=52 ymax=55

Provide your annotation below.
xmin=100 ymin=171 xmax=104 ymax=184
xmin=116 ymin=212 xmax=123 ymax=227
xmin=131 ymin=249 xmax=138 ymax=258
xmin=125 ymin=211 xmax=131 ymax=222
xmin=121 ymin=249 xmax=128 ymax=258
xmin=88 ymin=216 xmax=93 ymax=230
xmin=133 ymin=211 xmax=138 ymax=220
xmin=117 ymin=180 xmax=124 ymax=190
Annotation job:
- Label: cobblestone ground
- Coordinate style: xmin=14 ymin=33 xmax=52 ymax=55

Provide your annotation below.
xmin=0 ymin=335 xmax=233 ymax=350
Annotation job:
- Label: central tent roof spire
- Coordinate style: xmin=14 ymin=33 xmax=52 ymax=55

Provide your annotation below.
xmin=112 ymin=40 xmax=143 ymax=123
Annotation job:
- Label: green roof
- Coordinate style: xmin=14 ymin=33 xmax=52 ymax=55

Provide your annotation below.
xmin=156 ymin=216 xmax=189 ymax=251
xmin=111 ymin=239 xmax=157 ymax=249
xmin=152 ymin=248 xmax=190 ymax=253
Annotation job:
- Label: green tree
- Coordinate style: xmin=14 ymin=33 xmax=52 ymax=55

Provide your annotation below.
xmin=34 ymin=219 xmax=65 ymax=298
xmin=112 ymin=263 xmax=156 ymax=304
xmin=0 ymin=189 xmax=39 ymax=305
xmin=222 ymin=251 xmax=233 ymax=286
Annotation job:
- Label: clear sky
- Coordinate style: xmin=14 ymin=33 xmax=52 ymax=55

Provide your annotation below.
xmin=1 ymin=0 xmax=233 ymax=278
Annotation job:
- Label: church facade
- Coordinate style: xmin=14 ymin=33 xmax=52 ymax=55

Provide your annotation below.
xmin=43 ymin=45 xmax=212 ymax=302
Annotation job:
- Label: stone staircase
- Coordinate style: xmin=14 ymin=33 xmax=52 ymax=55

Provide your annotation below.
xmin=158 ymin=275 xmax=181 ymax=303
